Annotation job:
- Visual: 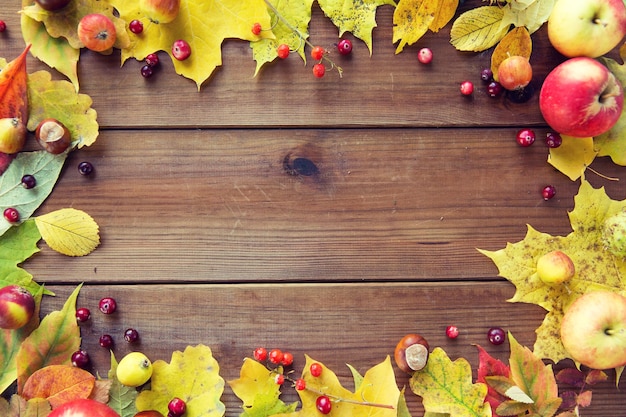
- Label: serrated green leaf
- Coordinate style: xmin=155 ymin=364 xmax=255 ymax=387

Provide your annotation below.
xmin=0 ymin=151 xmax=66 ymax=237
xmin=450 ymin=6 xmax=509 ymax=51
xmin=410 ymin=348 xmax=490 ymax=417
xmin=0 ymin=220 xmax=47 ymax=295
xmin=16 ymin=285 xmax=82 ymax=394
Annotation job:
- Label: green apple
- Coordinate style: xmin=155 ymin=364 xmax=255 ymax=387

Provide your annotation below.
xmin=548 ymin=0 xmax=626 ymax=58
xmin=602 ymin=209 xmax=626 ymax=257
xmin=536 ymin=250 xmax=575 ymax=285
xmin=561 ymin=290 xmax=626 ymax=369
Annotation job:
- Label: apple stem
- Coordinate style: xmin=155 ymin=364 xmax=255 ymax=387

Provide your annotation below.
xmin=600 ymin=91 xmax=621 ymax=102
xmin=593 ymin=18 xmax=608 ymax=28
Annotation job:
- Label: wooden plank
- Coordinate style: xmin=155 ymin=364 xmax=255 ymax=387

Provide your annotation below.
xmin=24 ymin=128 xmax=625 ymax=283
xmin=37 ymin=282 xmax=625 ymax=417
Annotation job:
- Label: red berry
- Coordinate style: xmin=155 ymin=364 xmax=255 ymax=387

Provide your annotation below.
xmin=98 ymin=297 xmax=117 ymax=314
xmin=0 ymin=21 xmax=6 ymax=33
xmin=310 ymin=362 xmax=323 ymax=377
xmin=145 ymin=53 xmax=160 ymax=67
xmin=140 ymin=64 xmax=153 ymax=78
xmin=417 ymin=47 xmax=433 ymax=64
xmin=253 ymin=347 xmax=268 ymax=361
xmin=268 ymin=349 xmax=283 ymax=364
xmin=311 ymin=46 xmax=324 ymax=61
xmin=75 ymin=307 xmax=91 ymax=322
xmin=99 ymin=334 xmax=114 ymax=348
xmin=516 ymin=128 xmax=536 ymax=147
xmin=312 ymin=63 xmax=325 ymax=78
xmin=168 ymin=397 xmax=186 ymax=417
xmin=129 ymin=19 xmax=143 ymax=34
xmin=545 ymin=132 xmax=562 ymax=148
xmin=3 ymin=207 xmax=19 ymax=223
xmin=295 ymin=378 xmax=306 ymax=390
xmin=460 ymin=80 xmax=474 ymax=96
xmin=542 ymin=185 xmax=556 ymax=201
xmin=316 ymin=395 xmax=332 ymax=414
xmin=281 ymin=351 xmax=294 ymax=366
xmin=277 ymin=44 xmax=290 ymax=59
xmin=337 ymin=39 xmax=352 ymax=55
xmin=251 ymin=22 xmax=262 ymax=35
xmin=487 ymin=327 xmax=506 ymax=345
xmin=480 ymin=68 xmax=493 ymax=82
xmin=172 ymin=39 xmax=191 ymax=61
xmin=274 ymin=374 xmax=285 ymax=385
xmin=124 ymin=328 xmax=139 ymax=343
xmin=445 ymin=325 xmax=459 ymax=339
xmin=71 ymin=349 xmax=90 ymax=368
xmin=486 ymin=81 xmax=503 ymax=98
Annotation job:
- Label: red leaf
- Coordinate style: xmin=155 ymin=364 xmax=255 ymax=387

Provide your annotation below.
xmin=22 ymin=365 xmax=95 ymax=408
xmin=555 ymin=368 xmax=585 ymax=388
xmin=0 ymin=44 xmax=30 ymax=122
xmin=476 ymin=345 xmax=510 ymax=417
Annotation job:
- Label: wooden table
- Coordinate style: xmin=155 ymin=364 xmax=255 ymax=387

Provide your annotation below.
xmin=2 ymin=1 xmax=625 ymax=415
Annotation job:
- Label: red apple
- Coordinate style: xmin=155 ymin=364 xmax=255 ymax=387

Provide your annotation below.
xmin=0 ymin=285 xmax=35 ymax=330
xmin=561 ymin=290 xmax=626 ymax=369
xmin=77 ymin=14 xmax=117 ymax=52
xmin=539 ymin=57 xmax=623 ymax=138
xmin=139 ymin=0 xmax=180 ymax=24
xmin=48 ymin=399 xmax=119 ymax=417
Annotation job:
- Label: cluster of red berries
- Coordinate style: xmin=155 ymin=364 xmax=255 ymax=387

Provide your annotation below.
xmin=253 ymin=347 xmax=294 ymax=366
xmin=73 ymin=296 xmax=141 ymax=368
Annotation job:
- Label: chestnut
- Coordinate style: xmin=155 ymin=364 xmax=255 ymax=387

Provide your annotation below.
xmin=394 ymin=333 xmax=430 ymax=374
xmin=35 ymin=118 xmax=71 ymax=154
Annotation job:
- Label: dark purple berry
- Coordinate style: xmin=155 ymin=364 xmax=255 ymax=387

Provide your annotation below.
xmin=141 ymin=64 xmax=153 ymax=78
xmin=506 ymin=85 xmax=534 ymax=103
xmin=99 ymin=334 xmax=114 ymax=348
xmin=21 ymin=174 xmax=36 ymax=189
xmin=545 ymin=132 xmax=562 ymax=148
xmin=486 ymin=81 xmax=503 ymax=98
xmin=480 ymin=68 xmax=493 ymax=82
xmin=487 ymin=327 xmax=506 ymax=345
xmin=542 ymin=185 xmax=556 ymax=201
xmin=129 ymin=19 xmax=143 ymax=34
xmin=337 ymin=39 xmax=352 ymax=55
xmin=516 ymin=128 xmax=535 ymax=147
xmin=124 ymin=328 xmax=139 ymax=343
xmin=98 ymin=297 xmax=117 ymax=314
xmin=78 ymin=161 xmax=94 ymax=176
xmin=145 ymin=53 xmax=159 ymax=67
xmin=75 ymin=307 xmax=91 ymax=322
xmin=71 ymin=349 xmax=90 ymax=368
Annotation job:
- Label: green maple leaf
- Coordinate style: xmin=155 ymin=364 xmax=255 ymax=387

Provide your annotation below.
xmin=410 ymin=347 xmax=490 ymax=417
xmin=136 ymin=345 xmax=225 ymax=417
xmin=478 ymin=180 xmax=626 ymax=364
xmin=112 ymin=0 xmax=273 ymax=89
xmin=319 ymin=0 xmax=396 ymax=54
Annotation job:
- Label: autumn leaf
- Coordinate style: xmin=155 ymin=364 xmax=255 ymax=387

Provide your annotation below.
xmin=394 ymin=0 xmax=459 ymax=54
xmin=107 ymin=352 xmax=138 ymax=417
xmin=476 ymin=345 xmax=510 ymax=417
xmin=499 ymin=0 xmax=555 ymax=34
xmin=228 ymin=358 xmax=297 ymax=417
xmin=319 ymin=0 xmax=396 ymax=55
xmin=135 ymin=344 xmax=225 ymax=417
xmin=490 ymin=27 xmax=532 ymax=82
xmin=478 ymin=180 xmax=626 ymax=364
xmin=35 ymin=208 xmax=100 ymax=257
xmin=22 ymin=364 xmax=96 ymax=408
xmin=548 ymin=136 xmax=597 ymax=181
xmin=16 ymin=285 xmax=82 ymax=393
xmin=0 ymin=44 xmax=30 ymax=122
xmin=0 ymin=395 xmax=52 ymax=417
xmin=112 ymin=0 xmax=273 ymax=89
xmin=0 ymin=152 xmax=67 ymax=238
xmin=410 ymin=347 xmax=491 ymax=417
xmin=450 ymin=6 xmax=509 ymax=51
xmin=595 ymin=56 xmax=626 ymax=166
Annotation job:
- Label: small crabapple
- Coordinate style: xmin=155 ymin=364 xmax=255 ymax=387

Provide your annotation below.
xmin=253 ymin=347 xmax=268 ymax=361
xmin=309 ymin=362 xmax=323 ymax=377
xmin=268 ymin=349 xmax=283 ymax=364
xmin=172 ymin=39 xmax=191 ymax=61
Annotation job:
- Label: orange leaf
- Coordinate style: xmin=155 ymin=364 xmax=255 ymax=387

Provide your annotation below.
xmin=21 ymin=364 xmax=95 ymax=408
xmin=0 ymin=44 xmax=30 ymax=122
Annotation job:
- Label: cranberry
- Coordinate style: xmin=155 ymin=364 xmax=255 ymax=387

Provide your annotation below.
xmin=445 ymin=325 xmax=459 ymax=339
xmin=460 ymin=80 xmax=474 ymax=96
xmin=124 ymin=328 xmax=139 ymax=343
xmin=145 ymin=53 xmax=159 ymax=67
xmin=0 ymin=21 xmax=6 ymax=33
xmin=316 ymin=395 xmax=332 ymax=414
xmin=3 ymin=207 xmax=19 ymax=223
xmin=486 ymin=81 xmax=503 ymax=98
xmin=253 ymin=347 xmax=267 ymax=361
xmin=99 ymin=334 xmax=114 ymax=348
xmin=545 ymin=132 xmax=562 ymax=148
xmin=75 ymin=307 xmax=91 ymax=322
xmin=480 ymin=68 xmax=493 ymax=82
xmin=487 ymin=327 xmax=506 ymax=345
xmin=310 ymin=362 xmax=323 ymax=377
xmin=129 ymin=19 xmax=143 ymax=34
xmin=71 ymin=349 xmax=90 ymax=368
xmin=337 ymin=39 xmax=352 ymax=55
xmin=417 ymin=47 xmax=433 ymax=64
xmin=98 ymin=297 xmax=117 ymax=314
xmin=542 ymin=185 xmax=556 ymax=201
xmin=168 ymin=397 xmax=186 ymax=417
xmin=141 ymin=64 xmax=153 ymax=78
xmin=516 ymin=128 xmax=536 ymax=147
xmin=268 ymin=349 xmax=283 ymax=364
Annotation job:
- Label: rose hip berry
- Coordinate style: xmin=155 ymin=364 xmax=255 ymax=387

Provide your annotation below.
xmin=75 ymin=307 xmax=91 ymax=322
xmin=124 ymin=328 xmax=139 ymax=343
xmin=516 ymin=128 xmax=536 ymax=147
xmin=545 ymin=132 xmax=562 ymax=148
xmin=460 ymin=80 xmax=474 ymax=96
xmin=268 ymin=348 xmax=283 ymax=364
xmin=253 ymin=347 xmax=268 ymax=362
xmin=99 ymin=334 xmax=114 ymax=348
xmin=445 ymin=325 xmax=459 ymax=339
xmin=417 ymin=47 xmax=433 ymax=64
xmin=316 ymin=395 xmax=332 ymax=414
xmin=168 ymin=397 xmax=186 ymax=417
xmin=487 ymin=327 xmax=506 ymax=345
xmin=337 ymin=39 xmax=352 ymax=55
xmin=310 ymin=362 xmax=323 ymax=377
xmin=542 ymin=185 xmax=556 ymax=201
xmin=274 ymin=374 xmax=285 ymax=385
xmin=71 ymin=349 xmax=90 ymax=368
xmin=21 ymin=174 xmax=36 ymax=189
xmin=98 ymin=297 xmax=117 ymax=314
xmin=281 ymin=351 xmax=294 ymax=366
xmin=78 ymin=161 xmax=94 ymax=176
xmin=295 ymin=378 xmax=306 ymax=390
xmin=312 ymin=63 xmax=326 ymax=78
xmin=251 ymin=22 xmax=262 ymax=36
xmin=129 ymin=19 xmax=143 ymax=34
xmin=277 ymin=43 xmax=290 ymax=59
xmin=311 ymin=46 xmax=324 ymax=61
xmin=3 ymin=207 xmax=19 ymax=223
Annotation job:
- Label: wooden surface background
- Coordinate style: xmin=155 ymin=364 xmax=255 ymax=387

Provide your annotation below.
xmin=2 ymin=1 xmax=626 ymax=415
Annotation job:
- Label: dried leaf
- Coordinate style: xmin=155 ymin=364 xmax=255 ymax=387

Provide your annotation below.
xmin=90 ymin=380 xmax=113 ymax=405
xmin=35 ymin=208 xmax=100 ymax=257
xmin=410 ymin=347 xmax=491 ymax=417
xmin=16 ymin=285 xmax=82 ymax=393
xmin=491 ymin=27 xmax=532 ymax=82
xmin=393 ymin=0 xmax=438 ymax=54
xmin=450 ymin=6 xmax=509 ymax=52
xmin=548 ymin=136 xmax=597 ymax=181
xmin=107 ymin=352 xmax=138 ymax=417
xmin=135 ymin=345 xmax=225 ymax=416
xmin=22 ymin=365 xmax=95 ymax=408
xmin=0 ymin=152 xmax=67 ymax=238
xmin=0 ymin=45 xmax=30 ymax=122
xmin=2 ymin=395 xmax=51 ymax=417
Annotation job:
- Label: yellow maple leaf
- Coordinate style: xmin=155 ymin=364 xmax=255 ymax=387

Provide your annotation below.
xmin=394 ymin=0 xmax=459 ymax=54
xmin=547 ymin=136 xmax=597 ymax=181
xmin=478 ymin=180 xmax=626 ymax=364
xmin=490 ymin=26 xmax=532 ymax=82
xmin=34 ymin=208 xmax=100 ymax=257
xmin=112 ymin=0 xmax=273 ymax=89
xmin=450 ymin=5 xmax=508 ymax=52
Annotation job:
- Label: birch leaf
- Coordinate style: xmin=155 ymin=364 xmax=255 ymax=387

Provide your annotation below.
xmin=450 ymin=6 xmax=508 ymax=52
xmin=35 ymin=208 xmax=100 ymax=257
xmin=547 ymin=136 xmax=597 ymax=181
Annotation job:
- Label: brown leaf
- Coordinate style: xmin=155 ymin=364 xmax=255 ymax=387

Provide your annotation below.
xmin=0 ymin=44 xmax=30 ymax=122
xmin=89 ymin=379 xmax=113 ymax=404
xmin=22 ymin=364 xmax=95 ymax=408
xmin=576 ymin=390 xmax=593 ymax=408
